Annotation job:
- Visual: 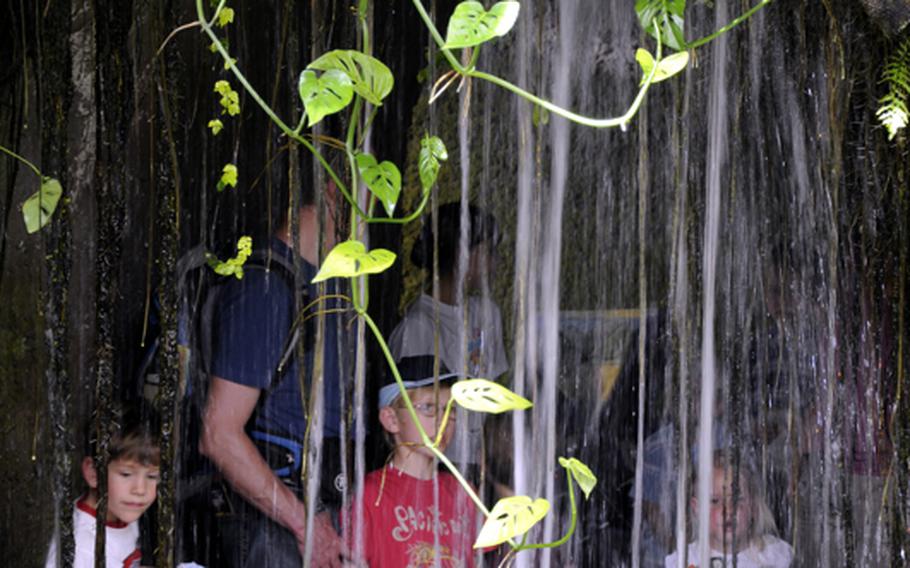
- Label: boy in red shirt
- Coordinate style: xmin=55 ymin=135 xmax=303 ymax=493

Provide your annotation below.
xmin=349 ymin=356 xmax=481 ymax=567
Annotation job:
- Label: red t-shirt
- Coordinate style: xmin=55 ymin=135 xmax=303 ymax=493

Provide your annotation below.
xmin=349 ymin=465 xmax=480 ymax=567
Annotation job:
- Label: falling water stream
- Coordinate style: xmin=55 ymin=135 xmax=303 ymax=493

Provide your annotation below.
xmin=695 ymin=0 xmax=729 ymax=563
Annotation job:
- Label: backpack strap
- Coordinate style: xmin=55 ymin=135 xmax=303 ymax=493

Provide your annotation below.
xmin=241 ymin=247 xmax=310 ymax=396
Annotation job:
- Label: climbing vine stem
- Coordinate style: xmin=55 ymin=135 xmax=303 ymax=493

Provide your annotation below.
xmin=0 ymin=144 xmax=42 ymax=178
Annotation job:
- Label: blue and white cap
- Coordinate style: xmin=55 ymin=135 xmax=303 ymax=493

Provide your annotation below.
xmin=378 ymin=355 xmax=461 ymax=410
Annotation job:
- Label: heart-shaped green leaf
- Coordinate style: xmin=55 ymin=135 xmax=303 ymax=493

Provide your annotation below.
xmin=312 ymin=240 xmax=396 ymax=283
xmin=474 ymin=496 xmax=550 ymax=548
xmin=558 ymin=457 xmax=598 ymax=500
xmin=308 ymin=50 xmax=394 ymax=106
xmin=444 ymin=1 xmax=521 ymax=49
xmin=635 ymin=0 xmax=686 ymax=51
xmin=356 ymin=153 xmax=401 ymax=217
xmin=451 ymin=379 xmax=532 ymax=414
xmin=418 ymin=135 xmax=448 ymax=192
xmin=298 ymin=69 xmax=354 ymax=127
xmin=635 ymin=49 xmax=689 ymax=85
xmin=22 ymin=176 xmax=62 ymax=234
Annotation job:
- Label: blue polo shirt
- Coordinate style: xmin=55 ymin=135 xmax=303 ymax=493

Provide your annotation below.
xmin=210 ymin=238 xmax=344 ymax=440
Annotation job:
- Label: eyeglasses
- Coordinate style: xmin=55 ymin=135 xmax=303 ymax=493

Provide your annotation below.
xmin=401 ymin=402 xmax=454 ymax=419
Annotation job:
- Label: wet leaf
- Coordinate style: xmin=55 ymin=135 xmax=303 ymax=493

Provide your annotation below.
xmin=206 ymin=235 xmax=252 ymax=279
xmin=214 ymin=80 xmax=240 ymax=116
xmin=208 ymin=119 xmax=224 ymax=135
xmin=22 ymin=176 xmax=62 ymax=234
xmin=444 ymin=1 xmax=521 ymax=50
xmin=635 ymin=49 xmax=689 ymax=85
xmin=216 ymin=6 xmax=234 ymax=27
xmin=217 ymin=163 xmax=238 ymax=192
xmin=418 ymin=134 xmax=448 ymax=191
xmin=878 ymin=102 xmax=909 ymax=140
xmin=308 ymin=50 xmax=394 ymax=105
xmin=356 ymin=153 xmax=401 ymax=217
xmin=312 ymin=240 xmax=396 ymax=282
xmin=635 ymin=0 xmax=686 ymax=52
xmin=474 ymin=496 xmax=550 ymax=548
xmin=298 ymin=69 xmax=354 ymax=127
xmin=558 ymin=457 xmax=598 ymax=500
xmin=532 ymin=105 xmax=550 ymax=127
xmin=451 ymin=379 xmax=532 ymax=414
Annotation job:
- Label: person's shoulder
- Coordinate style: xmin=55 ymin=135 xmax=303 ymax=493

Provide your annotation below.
xmin=663 ymin=549 xmax=681 ymax=568
xmin=438 ymin=471 xmax=475 ymax=501
xmin=361 ymin=467 xmax=389 ymax=495
xmin=389 ymin=296 xmax=438 ymax=340
xmin=401 ymin=294 xmax=439 ymax=320
xmin=757 ymin=534 xmax=794 ymax=560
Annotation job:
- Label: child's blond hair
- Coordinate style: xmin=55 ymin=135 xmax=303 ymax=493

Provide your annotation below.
xmin=694 ymin=450 xmax=778 ymax=551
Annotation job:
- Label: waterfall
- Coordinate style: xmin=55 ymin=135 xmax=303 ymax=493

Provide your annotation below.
xmin=2 ymin=1 xmax=908 ymax=566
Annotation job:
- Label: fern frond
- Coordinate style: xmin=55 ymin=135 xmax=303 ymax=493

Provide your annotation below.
xmin=877 ymin=35 xmax=910 ymax=140
xmin=877 ymin=94 xmax=909 ymax=140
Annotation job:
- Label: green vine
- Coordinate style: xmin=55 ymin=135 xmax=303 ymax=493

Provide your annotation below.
xmin=0 ymin=144 xmax=63 ymax=234
xmin=878 ymin=35 xmax=910 ymax=141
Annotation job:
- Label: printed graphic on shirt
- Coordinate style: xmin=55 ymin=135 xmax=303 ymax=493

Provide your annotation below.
xmin=391 ymin=504 xmax=472 ymax=543
xmin=404 ymin=541 xmax=465 ymax=568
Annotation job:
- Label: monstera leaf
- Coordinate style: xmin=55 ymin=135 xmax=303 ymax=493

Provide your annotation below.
xmin=356 ymin=153 xmax=401 ymax=217
xmin=298 ymin=69 xmax=354 ymax=126
xmin=451 ymin=379 xmax=532 ymax=414
xmin=636 ymin=0 xmax=686 ymax=52
xmin=418 ymin=135 xmax=448 ymax=191
xmin=312 ymin=240 xmax=396 ymax=283
xmin=22 ymin=177 xmax=62 ymax=234
xmin=558 ymin=457 xmax=598 ymax=500
xmin=474 ymin=496 xmax=550 ymax=548
xmin=308 ymin=50 xmax=394 ymax=106
xmin=444 ymin=1 xmax=521 ymax=50
xmin=635 ymin=49 xmax=689 ymax=84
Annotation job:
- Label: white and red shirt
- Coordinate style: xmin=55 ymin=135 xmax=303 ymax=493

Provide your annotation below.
xmin=45 ymin=496 xmax=141 ymax=568
xmin=349 ymin=465 xmax=481 ymax=568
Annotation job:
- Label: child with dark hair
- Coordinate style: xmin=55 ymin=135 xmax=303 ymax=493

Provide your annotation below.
xmin=46 ymin=404 xmax=160 ymax=568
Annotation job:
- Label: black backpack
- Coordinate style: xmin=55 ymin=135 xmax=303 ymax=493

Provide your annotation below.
xmin=135 ymin=243 xmax=308 ymax=564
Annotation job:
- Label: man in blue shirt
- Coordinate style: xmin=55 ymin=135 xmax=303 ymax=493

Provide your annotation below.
xmin=200 ymin=186 xmax=347 ymax=568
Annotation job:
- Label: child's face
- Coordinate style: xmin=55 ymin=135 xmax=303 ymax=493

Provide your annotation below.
xmin=105 ymin=457 xmax=160 ymax=524
xmin=697 ymin=467 xmax=752 ymax=552
xmin=393 ymin=386 xmax=456 ymax=454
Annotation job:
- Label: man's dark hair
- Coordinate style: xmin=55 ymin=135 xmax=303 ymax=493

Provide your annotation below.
xmin=411 ymin=202 xmax=499 ymax=277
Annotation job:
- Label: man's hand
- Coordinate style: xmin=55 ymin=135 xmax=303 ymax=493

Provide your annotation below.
xmin=295 ymin=511 xmax=347 ymax=568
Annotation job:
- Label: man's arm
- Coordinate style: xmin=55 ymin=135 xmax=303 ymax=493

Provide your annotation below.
xmin=200 ymin=376 xmax=343 ymax=566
